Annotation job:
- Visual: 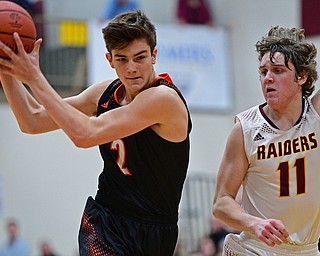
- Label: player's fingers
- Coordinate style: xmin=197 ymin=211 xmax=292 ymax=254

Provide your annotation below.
xmin=32 ymin=38 xmax=42 ymax=54
xmin=260 ymin=226 xmax=283 ymax=246
xmin=270 ymin=219 xmax=289 ymax=241
xmin=279 ymin=227 xmax=289 ymax=238
xmin=275 ymin=228 xmax=289 ymax=243
xmin=13 ymin=32 xmax=26 ymax=54
xmin=259 ymin=234 xmax=276 ymax=247
xmin=0 ymin=40 xmax=16 ymax=59
xmin=267 ymin=232 xmax=281 ymax=245
xmin=265 ymin=227 xmax=288 ymax=245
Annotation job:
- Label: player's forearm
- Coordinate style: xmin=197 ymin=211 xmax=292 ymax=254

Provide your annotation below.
xmin=27 ymin=73 xmax=94 ymax=147
xmin=213 ymin=195 xmax=260 ymax=233
xmin=0 ymin=74 xmax=56 ymax=133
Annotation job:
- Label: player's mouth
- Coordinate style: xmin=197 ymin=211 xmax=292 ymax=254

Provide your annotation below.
xmin=127 ymin=76 xmax=141 ymax=80
xmin=267 ymin=88 xmax=276 ymax=93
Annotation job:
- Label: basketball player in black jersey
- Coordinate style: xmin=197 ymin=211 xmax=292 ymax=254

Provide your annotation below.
xmin=0 ymin=11 xmax=192 ymax=255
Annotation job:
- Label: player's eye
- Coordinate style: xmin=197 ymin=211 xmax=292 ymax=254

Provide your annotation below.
xmin=136 ymin=55 xmax=146 ymax=60
xmin=259 ymin=69 xmax=267 ymax=77
xmin=116 ymin=58 xmax=127 ymax=62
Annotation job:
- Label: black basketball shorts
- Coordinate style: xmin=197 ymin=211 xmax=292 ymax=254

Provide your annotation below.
xmin=78 ymin=196 xmax=178 ymax=256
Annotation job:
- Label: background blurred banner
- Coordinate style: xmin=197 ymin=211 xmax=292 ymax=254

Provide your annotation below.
xmin=301 ymin=0 xmax=320 ymax=37
xmin=88 ymin=20 xmax=232 ymax=111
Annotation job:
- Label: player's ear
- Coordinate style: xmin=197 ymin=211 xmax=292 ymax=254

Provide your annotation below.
xmin=151 ymin=48 xmax=157 ymax=64
xmin=106 ymin=53 xmax=114 ymax=68
xmin=297 ymin=72 xmax=308 ymax=86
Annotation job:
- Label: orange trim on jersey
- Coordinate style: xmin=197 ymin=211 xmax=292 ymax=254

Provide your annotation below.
xmin=150 ymin=73 xmax=173 ymax=86
xmin=113 ymin=84 xmax=124 ymax=104
xmin=111 ymin=73 xmax=173 ymax=105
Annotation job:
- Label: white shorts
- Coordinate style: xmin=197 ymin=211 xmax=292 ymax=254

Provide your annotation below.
xmin=222 ymin=232 xmax=320 ymax=256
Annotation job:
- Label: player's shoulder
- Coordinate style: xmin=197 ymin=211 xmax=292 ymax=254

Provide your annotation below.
xmin=73 ymin=79 xmax=114 ymax=105
xmin=83 ymin=79 xmax=114 ymax=97
xmin=237 ymin=105 xmax=259 ymax=117
xmin=138 ymin=84 xmax=179 ymax=103
xmin=90 ymin=79 xmax=114 ymax=90
xmin=235 ymin=105 xmax=262 ymax=126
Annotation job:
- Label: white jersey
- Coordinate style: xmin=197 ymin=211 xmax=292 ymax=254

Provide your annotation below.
xmin=236 ymin=98 xmax=320 ymax=245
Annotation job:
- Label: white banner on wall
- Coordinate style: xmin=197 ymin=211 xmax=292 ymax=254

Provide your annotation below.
xmin=87 ymin=20 xmax=232 ymax=111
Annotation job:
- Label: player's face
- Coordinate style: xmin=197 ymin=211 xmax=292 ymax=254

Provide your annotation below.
xmin=259 ymin=52 xmax=304 ymax=109
xmin=106 ymin=38 xmax=157 ymax=97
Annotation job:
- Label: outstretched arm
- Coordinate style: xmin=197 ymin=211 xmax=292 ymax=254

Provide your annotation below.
xmin=0 ymin=35 xmax=105 ymax=134
xmin=0 ymin=33 xmax=188 ymax=148
xmin=0 ymin=73 xmax=59 ymax=133
xmin=212 ymin=122 xmax=289 ymax=247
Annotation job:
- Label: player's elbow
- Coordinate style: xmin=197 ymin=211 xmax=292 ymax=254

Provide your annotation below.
xmin=212 ymin=197 xmax=225 ymax=221
xmin=70 ymin=133 xmax=94 ymax=148
xmin=72 ymin=137 xmax=90 ymax=148
xmin=19 ymin=122 xmax=39 ymax=134
xmin=18 ymin=109 xmax=52 ymax=134
xmin=212 ymin=201 xmax=219 ymax=218
xmin=19 ymin=125 xmax=31 ymax=134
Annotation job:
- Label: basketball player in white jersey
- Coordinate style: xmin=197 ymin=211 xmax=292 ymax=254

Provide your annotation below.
xmin=213 ymin=26 xmax=320 ymax=255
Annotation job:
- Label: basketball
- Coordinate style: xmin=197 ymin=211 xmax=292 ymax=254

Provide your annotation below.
xmin=0 ymin=1 xmax=37 ymax=59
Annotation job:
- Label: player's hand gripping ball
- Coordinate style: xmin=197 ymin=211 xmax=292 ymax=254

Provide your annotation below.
xmin=0 ymin=1 xmax=37 ymax=59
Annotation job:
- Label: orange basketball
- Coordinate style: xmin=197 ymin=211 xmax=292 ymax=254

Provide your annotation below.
xmin=0 ymin=1 xmax=37 ymax=59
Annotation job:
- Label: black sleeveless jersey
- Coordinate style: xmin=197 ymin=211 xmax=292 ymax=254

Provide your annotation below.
xmin=95 ymin=73 xmax=192 ymax=223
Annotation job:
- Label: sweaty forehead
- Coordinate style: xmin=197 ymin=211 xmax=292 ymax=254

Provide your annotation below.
xmin=261 ymin=52 xmax=286 ymax=65
xmin=260 ymin=51 xmax=297 ymax=74
xmin=260 ymin=51 xmax=296 ymax=71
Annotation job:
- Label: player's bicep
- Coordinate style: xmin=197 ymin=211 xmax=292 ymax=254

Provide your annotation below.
xmin=84 ymin=88 xmax=174 ymax=145
xmin=78 ymin=104 xmax=152 ymax=146
xmin=215 ymin=122 xmax=248 ymax=200
xmin=64 ymin=81 xmax=110 ymax=117
xmin=107 ymin=86 xmax=174 ymax=131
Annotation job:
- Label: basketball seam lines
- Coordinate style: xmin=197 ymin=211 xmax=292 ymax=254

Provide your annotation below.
xmin=0 ymin=31 xmax=36 ymax=40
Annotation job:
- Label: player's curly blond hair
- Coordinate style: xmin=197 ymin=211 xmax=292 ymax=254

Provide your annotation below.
xmin=256 ymin=26 xmax=318 ymax=97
